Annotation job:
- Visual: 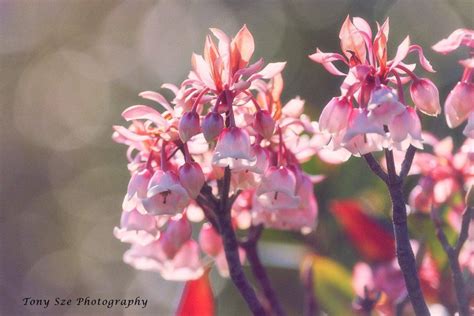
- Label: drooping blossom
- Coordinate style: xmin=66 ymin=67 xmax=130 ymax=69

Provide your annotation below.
xmin=113 ymin=26 xmax=328 ymax=281
xmin=433 ymin=29 xmax=474 ymax=138
xmin=310 ymin=16 xmax=440 ymax=155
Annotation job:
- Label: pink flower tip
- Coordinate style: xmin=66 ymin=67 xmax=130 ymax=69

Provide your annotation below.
xmin=179 ymin=111 xmax=201 ymax=142
xmin=410 ymin=78 xmax=441 ymax=116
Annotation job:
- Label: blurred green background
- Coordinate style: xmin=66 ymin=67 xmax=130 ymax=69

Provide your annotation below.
xmin=1 ymin=0 xmax=472 ymax=315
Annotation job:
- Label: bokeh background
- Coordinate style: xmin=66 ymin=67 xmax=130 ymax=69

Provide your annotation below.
xmin=1 ymin=0 xmax=472 ymax=315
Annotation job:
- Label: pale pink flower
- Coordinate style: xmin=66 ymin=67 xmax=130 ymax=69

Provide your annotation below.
xmin=444 ymin=82 xmax=474 ymax=129
xmin=256 ymin=166 xmax=300 ymax=210
xmin=433 ymin=29 xmax=474 ymax=137
xmin=409 ymin=136 xmax=474 ymax=215
xmin=212 ymin=127 xmax=256 ymax=170
xmin=310 ymin=16 xmax=437 ymax=155
xmin=143 ymin=170 xmax=190 ymax=215
xmin=387 ymin=107 xmax=423 ymax=150
xmin=123 ymin=239 xmax=204 ymax=281
xmin=113 ymin=208 xmax=161 ymax=245
xmin=318 ymin=97 xmax=352 ymax=134
xmin=253 ymin=174 xmax=318 ymax=233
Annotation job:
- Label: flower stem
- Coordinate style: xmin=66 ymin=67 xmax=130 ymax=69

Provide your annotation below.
xmin=364 ymin=149 xmax=430 ymax=315
xmin=384 ymin=148 xmax=430 ymax=316
xmin=217 ymin=167 xmax=266 ymax=315
xmin=241 ymin=225 xmax=286 ymax=316
xmin=431 ymin=206 xmax=472 ymax=316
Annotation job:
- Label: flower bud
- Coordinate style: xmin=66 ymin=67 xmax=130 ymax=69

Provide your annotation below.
xmin=254 ymin=110 xmax=275 ymax=139
xmin=179 ymin=162 xmax=205 ymax=199
xmin=367 ymin=85 xmax=405 ymax=124
xmin=161 ymin=216 xmax=192 ymax=258
xmin=319 ymin=97 xmax=352 ymax=134
xmin=410 ymin=78 xmax=441 ymax=116
xmin=198 ymin=223 xmax=223 ymax=257
xmin=179 ymin=111 xmax=201 ymax=142
xmin=202 ymin=112 xmax=224 ymax=142
xmin=445 ymin=82 xmax=474 ymax=128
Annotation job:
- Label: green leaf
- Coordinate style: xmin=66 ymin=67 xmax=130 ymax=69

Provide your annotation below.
xmin=310 ymin=255 xmax=354 ymax=315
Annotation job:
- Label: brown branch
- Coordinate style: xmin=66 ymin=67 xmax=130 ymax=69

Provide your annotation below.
xmin=431 ymin=206 xmax=471 ymax=316
xmin=363 ymin=153 xmax=389 ymax=183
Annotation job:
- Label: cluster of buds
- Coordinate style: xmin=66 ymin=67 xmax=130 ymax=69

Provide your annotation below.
xmin=310 ymin=16 xmax=441 ymax=156
xmin=433 ymin=29 xmax=474 ymax=138
xmin=408 ymin=135 xmax=473 ymax=223
xmin=112 ymin=26 xmax=325 ymax=280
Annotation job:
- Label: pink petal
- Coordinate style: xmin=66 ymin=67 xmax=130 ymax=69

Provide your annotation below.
xmin=309 ymin=49 xmax=347 ymax=76
xmin=339 ymin=16 xmax=367 ymax=63
xmin=459 ymin=57 xmax=474 ymax=69
xmin=408 ymin=45 xmax=435 ymax=72
xmin=432 ymin=29 xmax=474 ymax=54
xmin=122 ymin=105 xmax=168 ymax=127
xmin=352 ymin=17 xmax=372 ymax=39
xmin=254 ymin=62 xmax=286 ymax=79
xmin=389 ymin=36 xmax=410 ymax=70
xmin=231 ymin=24 xmax=255 ymax=68
xmin=191 ymin=53 xmax=217 ymax=90
xmin=139 ymin=91 xmax=173 ymax=112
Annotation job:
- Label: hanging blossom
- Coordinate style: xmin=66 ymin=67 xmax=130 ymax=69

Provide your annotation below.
xmin=310 ymin=16 xmax=441 ymax=156
xmin=408 ymin=134 xmax=473 ymax=228
xmin=433 ymin=29 xmax=474 ymax=138
xmin=112 ymin=26 xmax=328 ymax=281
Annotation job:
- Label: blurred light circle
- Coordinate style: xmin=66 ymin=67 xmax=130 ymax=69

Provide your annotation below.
xmin=21 ymin=250 xmax=79 ymax=299
xmin=13 ymin=49 xmax=111 ymax=151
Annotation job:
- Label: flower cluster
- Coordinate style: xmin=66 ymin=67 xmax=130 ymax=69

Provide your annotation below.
xmin=310 ymin=16 xmax=441 ymax=156
xmin=433 ymin=29 xmax=474 ymax=138
xmin=408 ymin=135 xmax=473 ymax=224
xmin=112 ymin=26 xmax=324 ymax=280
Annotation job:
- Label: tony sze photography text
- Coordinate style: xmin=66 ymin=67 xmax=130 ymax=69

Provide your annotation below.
xmin=22 ymin=296 xmax=148 ymax=309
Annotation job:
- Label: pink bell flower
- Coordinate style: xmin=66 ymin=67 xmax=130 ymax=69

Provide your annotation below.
xmin=143 ymin=170 xmax=190 ymax=215
xmin=444 ymin=82 xmax=474 ymax=128
xmin=253 ymin=174 xmax=318 ymax=233
xmin=319 ymin=96 xmax=353 ymax=134
xmin=113 ymin=208 xmax=161 ymax=245
xmin=255 ymin=166 xmax=300 ymax=210
xmin=123 ymin=239 xmax=204 ymax=281
xmin=212 ymin=127 xmax=256 ymax=170
xmin=367 ymin=86 xmax=406 ymax=124
xmin=387 ymin=107 xmax=423 ymax=149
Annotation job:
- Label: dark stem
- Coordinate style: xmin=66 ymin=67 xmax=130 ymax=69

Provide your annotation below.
xmin=387 ymin=180 xmax=430 ymax=316
xmin=302 ymin=264 xmax=318 ymax=316
xmin=382 ymin=147 xmax=430 ymax=316
xmin=241 ymin=225 xmax=286 ymax=316
xmin=363 ymin=153 xmax=388 ymax=183
xmin=216 ymin=167 xmax=266 ymax=315
xmin=431 ymin=206 xmax=472 ymax=316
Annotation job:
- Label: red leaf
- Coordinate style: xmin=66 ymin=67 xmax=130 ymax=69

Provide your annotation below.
xmin=176 ymin=270 xmax=214 ymax=316
xmin=330 ymin=200 xmax=395 ymax=262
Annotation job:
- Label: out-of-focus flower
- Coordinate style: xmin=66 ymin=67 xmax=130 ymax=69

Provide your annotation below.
xmin=310 ymin=16 xmax=439 ymax=155
xmin=433 ymin=29 xmax=474 ymax=137
xmin=409 ymin=135 xmax=474 ymax=216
